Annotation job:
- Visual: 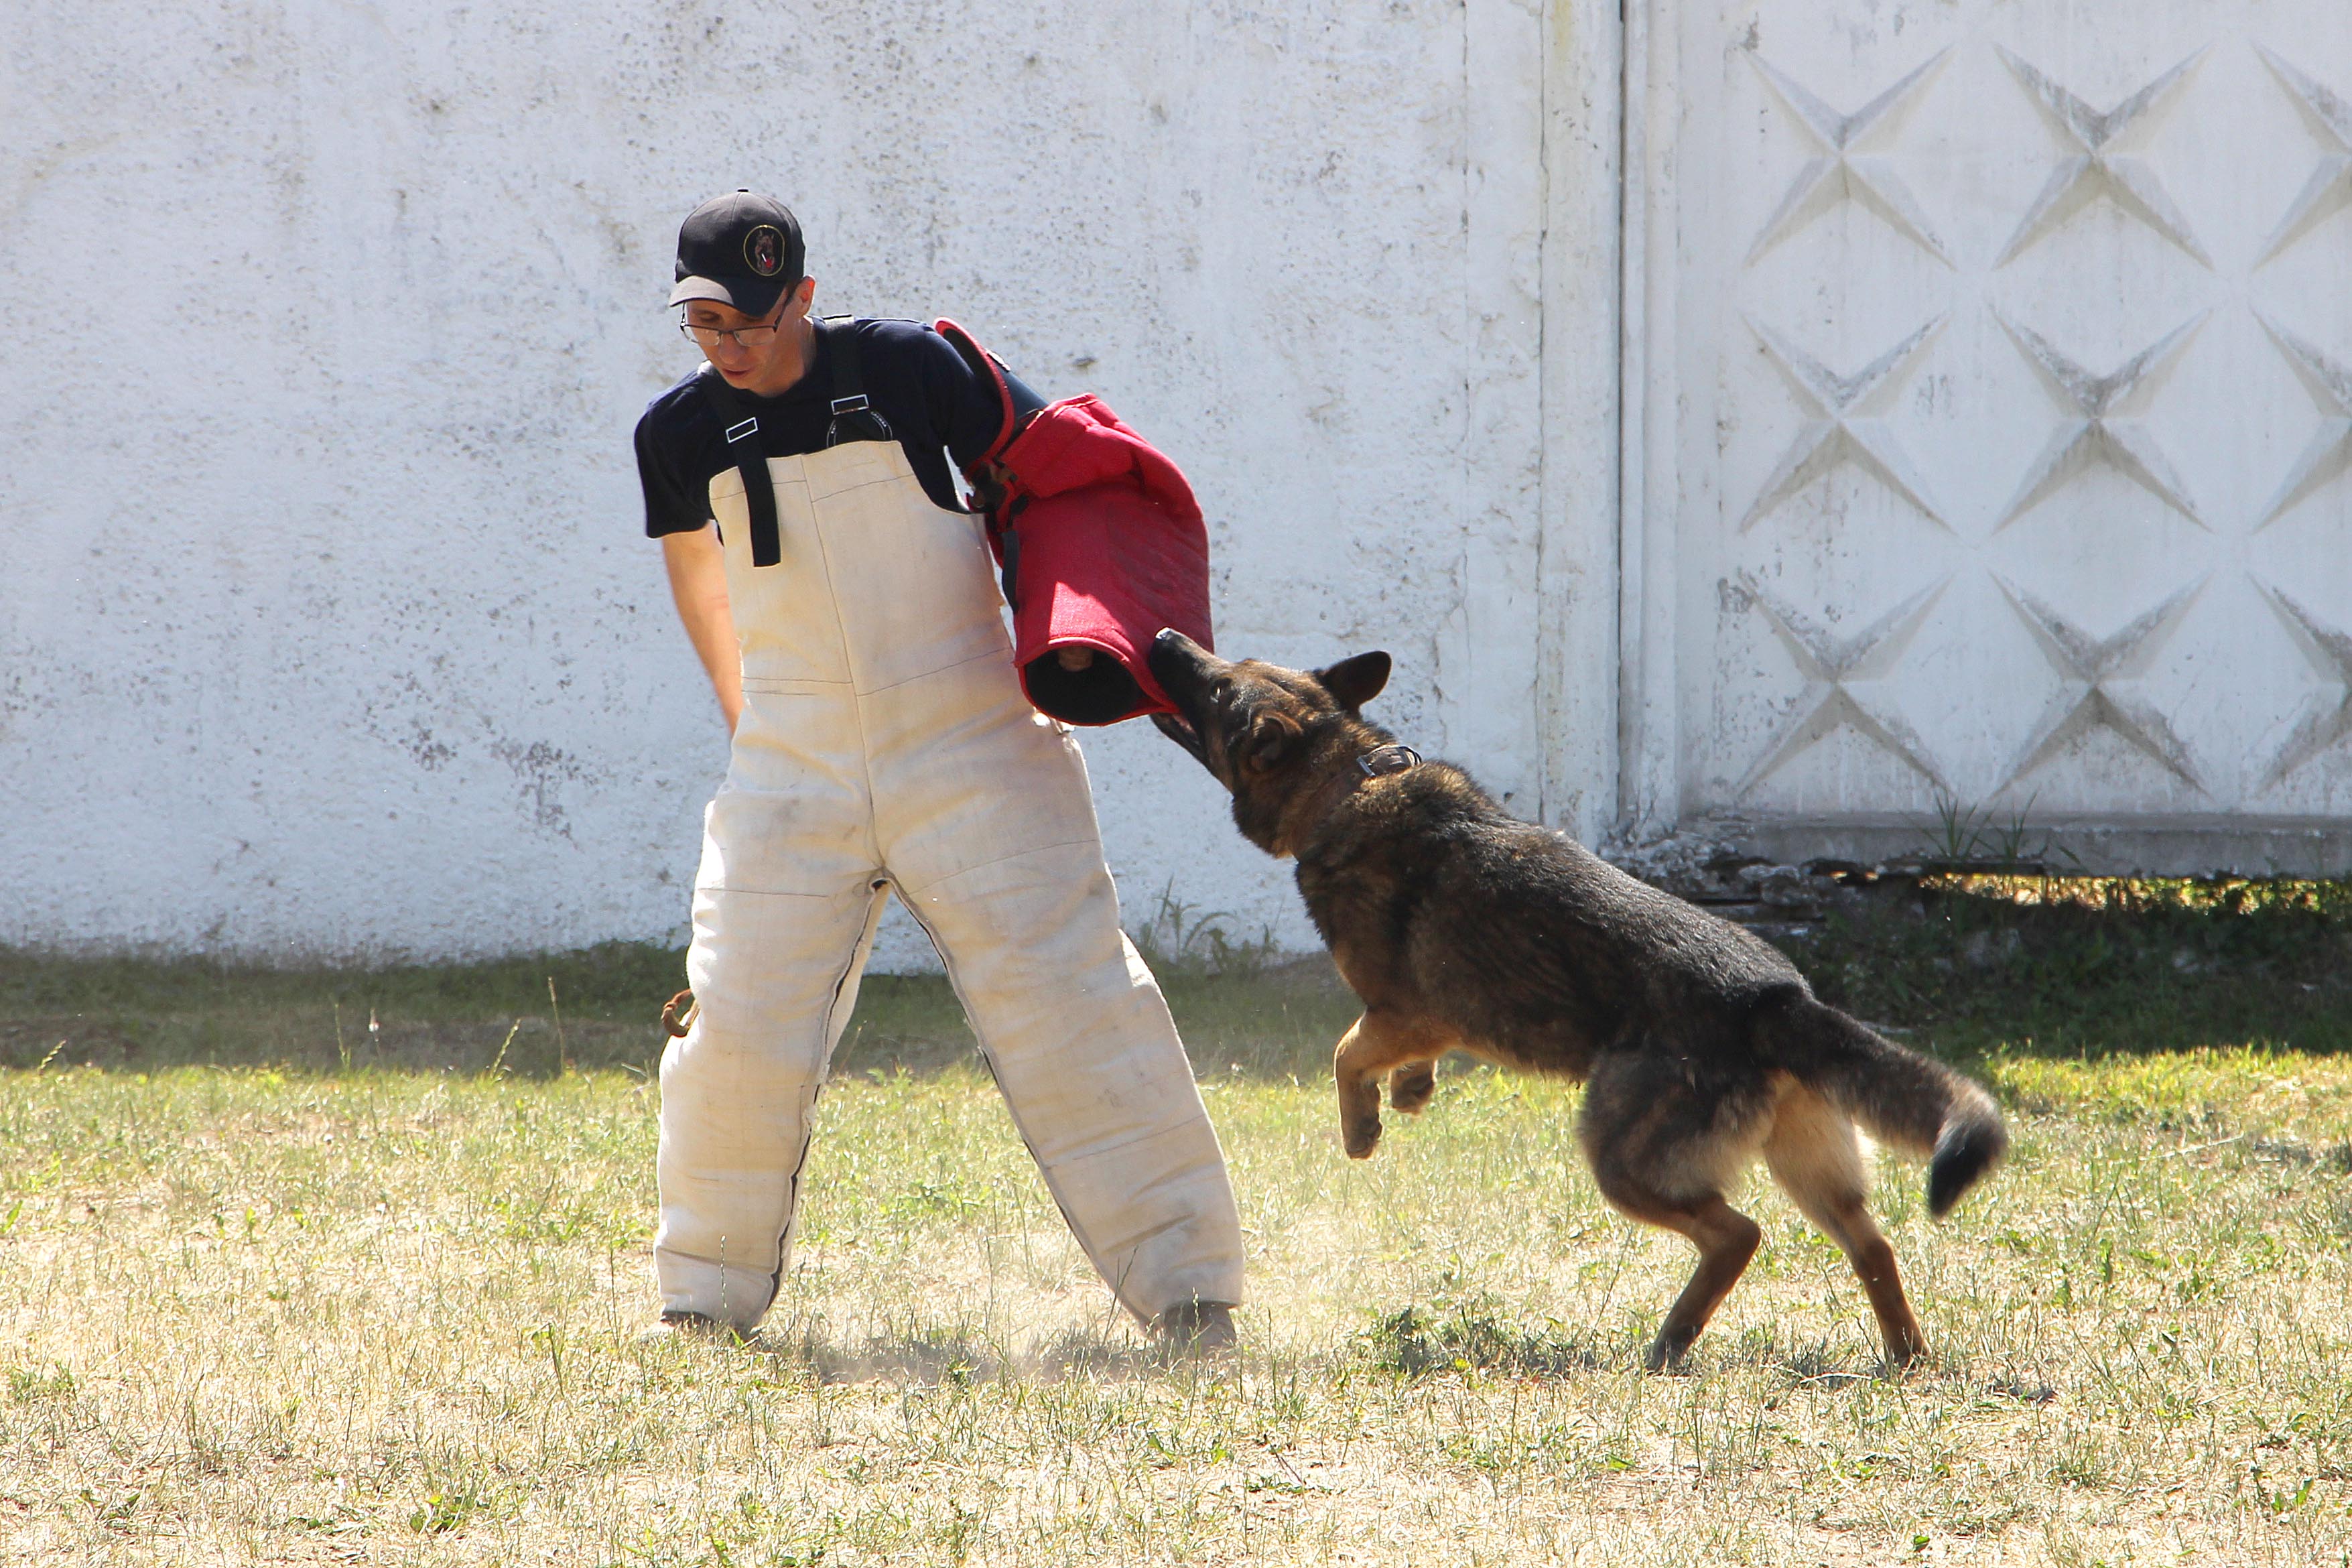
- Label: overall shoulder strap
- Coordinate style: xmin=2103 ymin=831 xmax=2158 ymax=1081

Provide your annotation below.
xmin=696 ymin=367 xmax=783 ymax=569
xmin=816 ymin=316 xmax=895 ymax=447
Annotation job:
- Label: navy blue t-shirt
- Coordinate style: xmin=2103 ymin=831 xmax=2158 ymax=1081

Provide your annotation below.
xmin=633 ymin=317 xmax=1007 ymax=537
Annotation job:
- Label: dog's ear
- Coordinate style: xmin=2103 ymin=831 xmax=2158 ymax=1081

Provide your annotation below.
xmin=1315 ymin=651 xmax=1391 ymax=711
xmin=1241 ymin=713 xmax=1301 ymax=773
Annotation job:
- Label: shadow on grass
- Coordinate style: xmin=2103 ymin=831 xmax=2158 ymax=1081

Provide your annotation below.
xmin=1787 ymin=874 xmax=2352 ymax=1066
xmin=0 ymin=937 xmax=1360 ymax=1082
xmin=1361 ymin=1297 xmax=1616 ymax=1379
xmin=5 ymin=876 xmax=2345 ymax=1078
xmin=1714 ymin=1326 xmax=1894 ymax=1386
xmin=1357 ymin=1308 xmax=2066 ymax=1392
xmin=0 ymin=940 xmax=690 ymax=1077
xmin=730 ymin=1315 xmax=1210 ymax=1387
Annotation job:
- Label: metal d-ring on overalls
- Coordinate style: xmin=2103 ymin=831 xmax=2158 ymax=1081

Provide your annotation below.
xmin=655 ymin=332 xmax=1246 ymax=1331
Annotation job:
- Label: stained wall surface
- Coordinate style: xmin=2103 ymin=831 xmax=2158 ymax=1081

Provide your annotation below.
xmin=1 ymin=3 xmax=1619 ymax=966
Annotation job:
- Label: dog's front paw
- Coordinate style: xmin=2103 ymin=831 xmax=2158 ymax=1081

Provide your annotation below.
xmin=1342 ymin=1114 xmax=1383 ymax=1159
xmin=1642 ymin=1332 xmax=1697 ymax=1375
xmin=1388 ymin=1061 xmax=1436 ymax=1114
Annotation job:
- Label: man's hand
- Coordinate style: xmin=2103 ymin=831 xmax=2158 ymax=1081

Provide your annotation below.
xmin=1055 ymin=647 xmax=1096 ymax=673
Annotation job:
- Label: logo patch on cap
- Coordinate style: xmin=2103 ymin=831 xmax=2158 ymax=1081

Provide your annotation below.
xmin=744 ymin=225 xmax=785 ymax=277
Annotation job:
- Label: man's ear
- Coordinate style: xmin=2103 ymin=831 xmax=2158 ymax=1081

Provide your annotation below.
xmin=1315 ymin=651 xmax=1391 ymax=711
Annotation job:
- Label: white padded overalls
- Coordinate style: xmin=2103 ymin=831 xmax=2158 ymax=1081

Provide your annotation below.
xmin=655 ymin=436 xmax=1246 ymax=1330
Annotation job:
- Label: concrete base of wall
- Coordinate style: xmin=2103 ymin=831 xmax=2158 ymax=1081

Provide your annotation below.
xmin=1629 ymin=815 xmax=2352 ymax=883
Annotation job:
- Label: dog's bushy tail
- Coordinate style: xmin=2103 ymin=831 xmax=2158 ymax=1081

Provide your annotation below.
xmin=1754 ymin=991 xmax=2007 ymax=1218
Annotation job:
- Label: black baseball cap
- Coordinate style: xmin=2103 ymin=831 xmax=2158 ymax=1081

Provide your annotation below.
xmin=668 ymin=189 xmax=805 ymax=318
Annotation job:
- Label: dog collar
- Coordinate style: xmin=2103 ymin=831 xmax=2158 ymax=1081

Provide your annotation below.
xmin=1357 ymin=744 xmax=1421 ymax=778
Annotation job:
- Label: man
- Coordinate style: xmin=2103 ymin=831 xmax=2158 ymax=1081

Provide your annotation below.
xmin=634 ymin=190 xmax=1246 ymax=1346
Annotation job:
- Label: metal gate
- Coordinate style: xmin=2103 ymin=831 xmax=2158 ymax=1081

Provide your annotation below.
xmin=1614 ymin=0 xmax=2352 ymax=874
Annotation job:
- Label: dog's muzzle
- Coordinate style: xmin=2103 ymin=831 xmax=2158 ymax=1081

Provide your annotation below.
xmin=1152 ymin=710 xmax=1212 ymax=770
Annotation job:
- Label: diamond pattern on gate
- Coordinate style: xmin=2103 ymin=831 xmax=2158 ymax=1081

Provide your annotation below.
xmin=1993 ymin=579 xmax=2207 ymax=795
xmin=1720 ymin=23 xmax=2351 ymax=818
xmin=2253 ymin=313 xmax=2352 ymax=529
xmin=2253 ymin=584 xmax=2352 ymax=789
xmin=1745 ymin=50 xmax=1954 ymax=265
xmin=1995 ymin=48 xmax=2210 ymax=267
xmin=1736 ymin=575 xmax=1951 ymax=797
xmin=2256 ymin=47 xmax=2352 ymax=264
xmin=1740 ymin=316 xmax=1948 ymax=532
xmin=1994 ymin=313 xmax=2208 ymax=531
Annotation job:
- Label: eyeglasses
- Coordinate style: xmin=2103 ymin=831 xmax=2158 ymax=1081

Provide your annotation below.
xmin=678 ymin=314 xmax=783 ymax=350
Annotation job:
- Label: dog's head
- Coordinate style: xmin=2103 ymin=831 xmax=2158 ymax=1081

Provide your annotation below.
xmin=1147 ymin=629 xmax=1393 ymax=856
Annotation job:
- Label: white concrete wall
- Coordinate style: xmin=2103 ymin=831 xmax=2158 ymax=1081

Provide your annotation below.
xmin=0 ymin=1 xmax=1620 ymax=966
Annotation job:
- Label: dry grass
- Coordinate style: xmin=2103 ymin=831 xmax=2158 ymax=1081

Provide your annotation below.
xmin=5 ymin=1027 xmax=2352 ymax=1565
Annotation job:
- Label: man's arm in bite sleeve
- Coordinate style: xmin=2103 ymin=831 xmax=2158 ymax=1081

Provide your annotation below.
xmin=662 ymin=524 xmax=743 ymax=736
xmin=909 ymin=325 xmax=1094 ymax=672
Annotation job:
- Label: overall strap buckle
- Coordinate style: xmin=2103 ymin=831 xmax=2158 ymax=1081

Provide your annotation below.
xmin=818 ymin=317 xmax=894 ymax=446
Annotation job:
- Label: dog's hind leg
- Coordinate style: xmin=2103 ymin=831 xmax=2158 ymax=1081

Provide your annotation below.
xmin=1583 ymin=1055 xmax=1766 ymax=1372
xmin=1614 ymin=1191 xmax=1762 ymax=1373
xmin=1387 ymin=1059 xmax=1438 ymax=1114
xmin=1334 ymin=1012 xmax=1446 ymax=1158
xmin=1764 ymin=1086 xmax=1927 ymax=1369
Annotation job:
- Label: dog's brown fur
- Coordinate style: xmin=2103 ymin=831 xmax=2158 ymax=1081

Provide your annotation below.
xmin=1147 ymin=631 xmax=2007 ymax=1372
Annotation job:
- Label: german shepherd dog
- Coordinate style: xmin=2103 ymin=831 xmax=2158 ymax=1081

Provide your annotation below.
xmin=1146 ymin=631 xmax=2006 ymax=1372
